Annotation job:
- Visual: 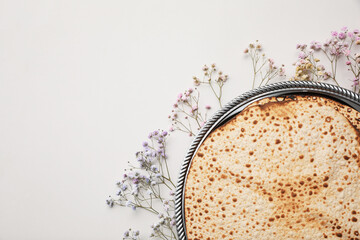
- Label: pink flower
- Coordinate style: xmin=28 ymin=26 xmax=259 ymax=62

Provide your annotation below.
xmin=191 ymin=106 xmax=198 ymax=113
xmin=338 ymin=32 xmax=346 ymax=40
xmin=218 ymin=75 xmax=225 ymax=82
xmin=318 ymin=65 xmax=325 ymax=71
xmin=177 ymin=93 xmax=182 ymax=99
xmin=352 ymin=78 xmax=359 ymax=86
xmin=346 ymin=61 xmax=351 ymax=65
xmin=341 ymin=26 xmax=348 ymax=32
xmin=324 ymin=72 xmax=332 ymax=80
xmin=323 ymin=39 xmax=331 ymax=47
xmin=295 ymin=59 xmax=306 ymax=66
xmin=343 ymin=48 xmax=350 ymax=56
xmin=354 ymin=29 xmax=360 ymax=34
xmin=331 ymin=31 xmax=338 ymax=37
xmin=310 ymin=41 xmax=321 ymax=50
xmin=296 ymin=44 xmax=307 ymax=50
xmin=298 ymin=52 xmax=306 ymax=59
xmin=348 ymin=32 xmax=354 ymax=39
xmin=279 ymin=67 xmax=286 ymax=76
xmin=205 ymin=105 xmax=211 ymax=110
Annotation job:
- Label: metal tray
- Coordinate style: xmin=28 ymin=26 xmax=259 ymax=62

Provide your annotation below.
xmin=174 ymin=81 xmax=360 ymax=240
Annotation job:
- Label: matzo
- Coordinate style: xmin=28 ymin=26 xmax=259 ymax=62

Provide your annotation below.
xmin=184 ymin=97 xmax=360 ymax=240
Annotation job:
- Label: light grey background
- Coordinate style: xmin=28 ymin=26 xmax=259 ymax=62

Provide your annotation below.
xmin=0 ymin=0 xmax=359 ymax=239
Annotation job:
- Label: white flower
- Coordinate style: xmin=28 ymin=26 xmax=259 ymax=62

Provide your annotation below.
xmin=150 ymin=165 xmax=158 ymax=172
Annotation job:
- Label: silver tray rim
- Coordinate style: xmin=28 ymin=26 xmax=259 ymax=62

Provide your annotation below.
xmin=175 ymin=81 xmax=360 ymax=240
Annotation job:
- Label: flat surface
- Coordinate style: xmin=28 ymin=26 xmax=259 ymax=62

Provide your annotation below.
xmin=0 ymin=0 xmax=360 ymax=239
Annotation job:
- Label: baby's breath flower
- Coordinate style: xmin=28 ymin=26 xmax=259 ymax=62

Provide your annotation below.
xmin=106 ymin=199 xmax=114 ymax=207
xmin=123 ymin=228 xmax=140 ymax=240
xmin=324 ymin=71 xmax=332 ymax=80
xmin=150 ymin=165 xmax=158 ymax=172
xmin=348 ymin=31 xmax=355 ymax=39
xmin=125 ymin=200 xmax=132 ymax=208
xmin=352 ymin=78 xmax=359 ymax=87
xmin=310 ymin=41 xmax=322 ymax=50
xmin=193 ymin=76 xmax=200 ymax=86
xmin=317 ymin=65 xmax=325 ymax=71
xmin=298 ymin=52 xmax=306 ymax=59
xmin=339 ymin=32 xmax=346 ymax=40
xmin=191 ymin=106 xmax=198 ymax=113
xmin=279 ymin=67 xmax=286 ymax=77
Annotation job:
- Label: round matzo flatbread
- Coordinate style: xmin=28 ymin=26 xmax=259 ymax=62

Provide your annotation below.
xmin=184 ymin=96 xmax=360 ymax=240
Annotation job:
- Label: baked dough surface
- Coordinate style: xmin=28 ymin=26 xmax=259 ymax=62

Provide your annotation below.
xmin=184 ymin=96 xmax=360 ymax=240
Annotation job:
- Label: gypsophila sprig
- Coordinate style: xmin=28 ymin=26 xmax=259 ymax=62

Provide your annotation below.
xmin=193 ymin=63 xmax=228 ymax=108
xmin=291 ymin=27 xmax=360 ymax=89
xmin=244 ymin=40 xmax=286 ymax=89
xmin=170 ymin=64 xmax=229 ymax=137
xmin=107 ymin=129 xmax=177 ymax=239
xmin=123 ymin=228 xmax=140 ymax=240
xmin=169 ymin=88 xmax=207 ymax=137
xmin=108 ymin=65 xmax=227 ymax=239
